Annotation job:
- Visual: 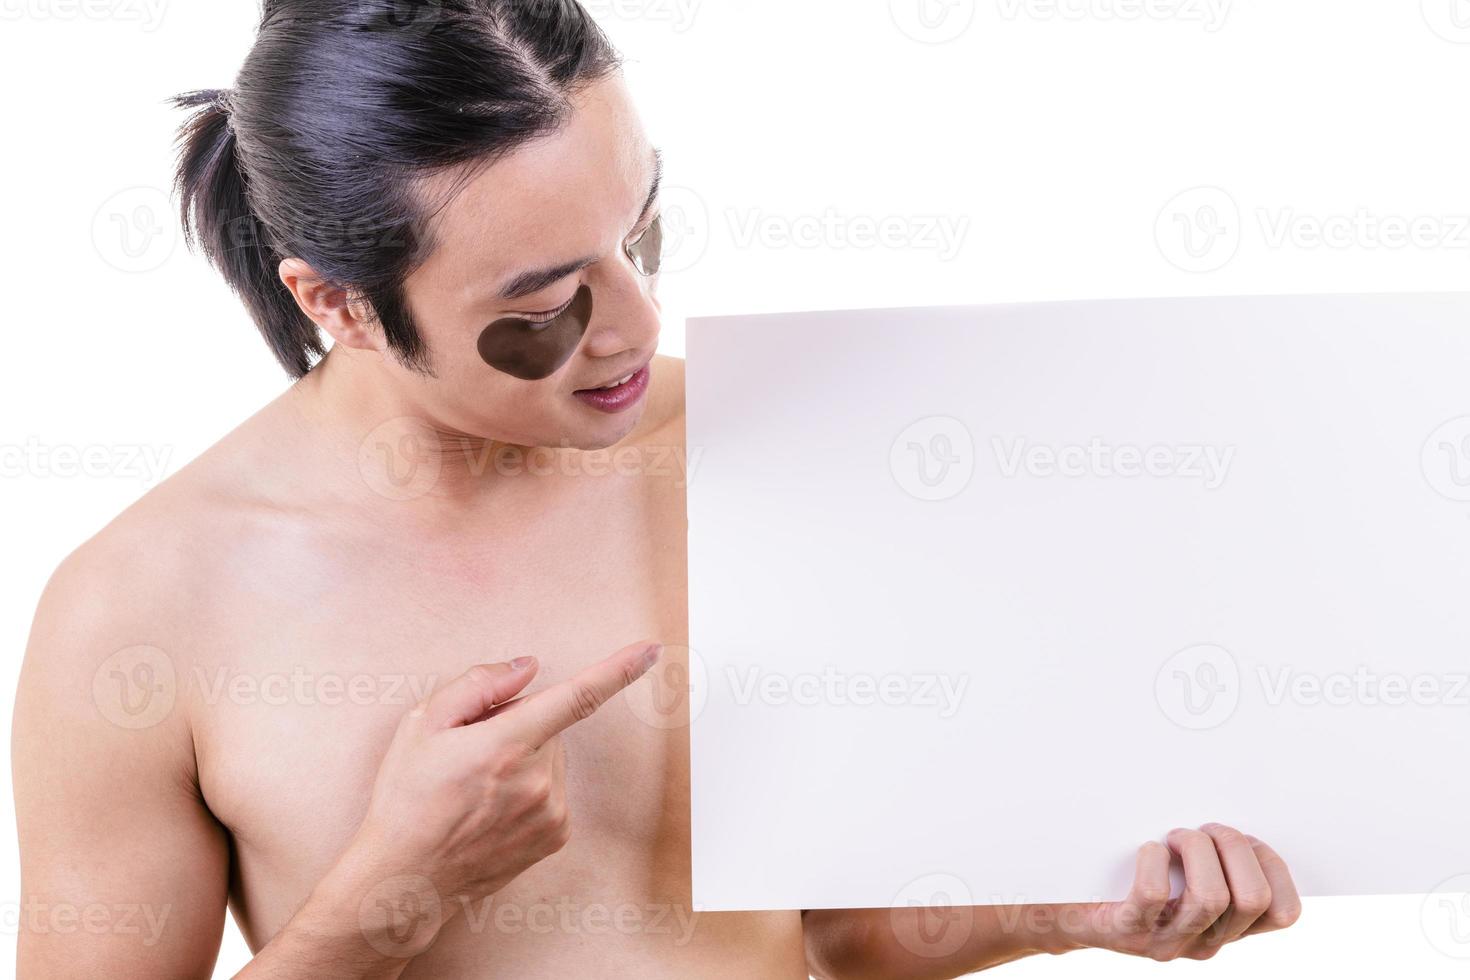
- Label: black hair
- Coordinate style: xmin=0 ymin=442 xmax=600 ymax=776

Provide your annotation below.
xmin=172 ymin=0 xmax=622 ymax=378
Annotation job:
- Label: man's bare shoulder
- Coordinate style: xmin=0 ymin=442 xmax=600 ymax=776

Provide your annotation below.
xmin=29 ymin=352 xmax=687 ymax=677
xmin=28 ymin=394 xmax=315 ymax=676
xmin=14 ymin=424 xmax=267 ymax=792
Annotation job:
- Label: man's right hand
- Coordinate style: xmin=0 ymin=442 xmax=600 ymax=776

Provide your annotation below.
xmin=293 ymin=640 xmax=662 ymax=966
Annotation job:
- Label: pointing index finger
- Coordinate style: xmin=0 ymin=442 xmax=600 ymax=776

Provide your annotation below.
xmin=504 ymin=641 xmax=662 ymax=745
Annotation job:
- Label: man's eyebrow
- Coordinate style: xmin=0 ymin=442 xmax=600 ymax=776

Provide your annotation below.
xmin=495 ymin=146 xmax=664 ymax=304
xmin=638 ymin=146 xmax=664 ymax=222
xmin=499 ymin=257 xmax=597 ymax=303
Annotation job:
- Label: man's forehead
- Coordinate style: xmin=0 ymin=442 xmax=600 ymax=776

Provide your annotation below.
xmin=418 ymin=87 xmax=656 ymax=303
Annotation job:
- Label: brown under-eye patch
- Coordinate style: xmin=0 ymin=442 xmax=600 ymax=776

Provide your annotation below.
xmin=477 ymin=284 xmax=594 ymax=381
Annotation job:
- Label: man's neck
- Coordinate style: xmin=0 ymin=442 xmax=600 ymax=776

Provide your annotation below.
xmin=279 ymin=347 xmax=540 ymax=516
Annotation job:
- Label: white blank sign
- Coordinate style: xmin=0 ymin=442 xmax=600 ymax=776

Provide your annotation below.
xmin=685 ymin=293 xmax=1470 ymax=912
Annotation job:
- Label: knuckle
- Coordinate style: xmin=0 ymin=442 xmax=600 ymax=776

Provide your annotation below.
xmin=621 ymin=660 xmax=645 ymax=688
xmin=1197 ymin=889 xmax=1231 ymax=916
xmin=1136 ymin=885 xmax=1171 ymax=908
xmin=1146 ymin=946 xmax=1178 ymax=963
xmin=1178 ymin=912 xmax=1210 ymax=935
xmin=1201 ymin=919 xmax=1232 ymax=945
xmin=1233 ymin=887 xmax=1272 ymax=916
xmin=468 ymin=664 xmax=502 ymax=688
xmin=1255 ymin=848 xmax=1287 ymax=874
xmin=489 ymin=744 xmax=526 ymax=776
xmin=1119 ymin=911 xmax=1155 ymax=936
xmin=1207 ymin=825 xmax=1248 ymax=849
xmin=569 ymin=684 xmax=605 ymax=723
xmin=1266 ymin=902 xmax=1302 ymax=929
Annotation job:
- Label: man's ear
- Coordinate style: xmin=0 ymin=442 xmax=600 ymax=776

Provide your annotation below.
xmin=277 ymin=257 xmax=383 ymax=353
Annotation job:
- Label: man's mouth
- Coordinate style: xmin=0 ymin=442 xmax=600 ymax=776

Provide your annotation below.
xmin=573 ymin=363 xmax=652 ymax=414
xmin=593 ymin=371 xmax=638 ymax=390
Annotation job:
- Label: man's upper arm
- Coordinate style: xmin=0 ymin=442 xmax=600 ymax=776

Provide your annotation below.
xmin=13 ymin=545 xmax=230 ymax=979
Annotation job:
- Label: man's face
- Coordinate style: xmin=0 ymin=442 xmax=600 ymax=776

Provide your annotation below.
xmin=391 ymin=73 xmax=664 ymax=451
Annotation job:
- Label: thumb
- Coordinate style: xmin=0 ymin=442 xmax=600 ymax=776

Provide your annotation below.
xmin=418 ymin=658 xmax=541 ymax=730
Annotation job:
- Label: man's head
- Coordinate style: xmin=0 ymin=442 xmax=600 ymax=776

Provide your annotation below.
xmin=174 ymin=0 xmax=662 ymax=449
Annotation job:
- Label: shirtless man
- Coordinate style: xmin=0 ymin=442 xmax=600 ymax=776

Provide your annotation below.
xmin=13 ymin=3 xmax=1301 ymax=977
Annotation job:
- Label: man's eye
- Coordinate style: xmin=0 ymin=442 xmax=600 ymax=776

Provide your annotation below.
xmin=520 ymin=295 xmax=576 ymax=324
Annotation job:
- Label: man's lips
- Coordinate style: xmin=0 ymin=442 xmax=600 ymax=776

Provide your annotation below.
xmin=573 ymin=364 xmax=651 ymax=414
xmin=579 ymin=365 xmax=643 ymax=392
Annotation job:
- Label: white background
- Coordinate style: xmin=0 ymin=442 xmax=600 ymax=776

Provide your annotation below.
xmin=2 ymin=0 xmax=1468 ymax=976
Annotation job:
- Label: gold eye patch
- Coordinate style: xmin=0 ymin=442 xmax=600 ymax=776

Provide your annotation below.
xmin=626 ymin=214 xmax=663 ymax=277
xmin=476 ymin=284 xmax=594 ymax=381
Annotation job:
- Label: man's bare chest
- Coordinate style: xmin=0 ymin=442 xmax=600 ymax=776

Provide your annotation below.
xmin=183 ymin=487 xmax=692 ymax=938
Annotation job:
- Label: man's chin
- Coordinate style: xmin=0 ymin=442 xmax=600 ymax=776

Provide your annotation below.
xmin=567 ymin=410 xmax=645 ymax=452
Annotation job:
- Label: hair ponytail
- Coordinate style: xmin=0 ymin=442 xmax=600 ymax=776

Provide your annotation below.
xmin=169 ymin=1 xmax=622 ymax=379
xmin=172 ymin=89 xmax=324 ymax=377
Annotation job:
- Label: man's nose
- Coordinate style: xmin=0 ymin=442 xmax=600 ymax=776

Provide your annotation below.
xmin=581 ymin=263 xmax=662 ymax=359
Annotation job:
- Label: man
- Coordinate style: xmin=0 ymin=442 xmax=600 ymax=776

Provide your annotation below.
xmin=13 ymin=6 xmax=1299 ymax=977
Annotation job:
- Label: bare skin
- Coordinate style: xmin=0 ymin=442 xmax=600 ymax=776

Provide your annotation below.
xmin=16 ymin=346 xmax=811 ymax=979
xmin=13 ymin=73 xmax=1300 ymax=979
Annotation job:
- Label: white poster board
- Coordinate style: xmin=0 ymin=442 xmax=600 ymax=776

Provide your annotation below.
xmin=686 ymin=293 xmax=1470 ymax=912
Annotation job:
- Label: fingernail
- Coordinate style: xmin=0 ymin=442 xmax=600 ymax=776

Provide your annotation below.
xmin=511 ymin=656 xmax=535 ymax=670
xmin=639 ymin=644 xmax=664 ymax=672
